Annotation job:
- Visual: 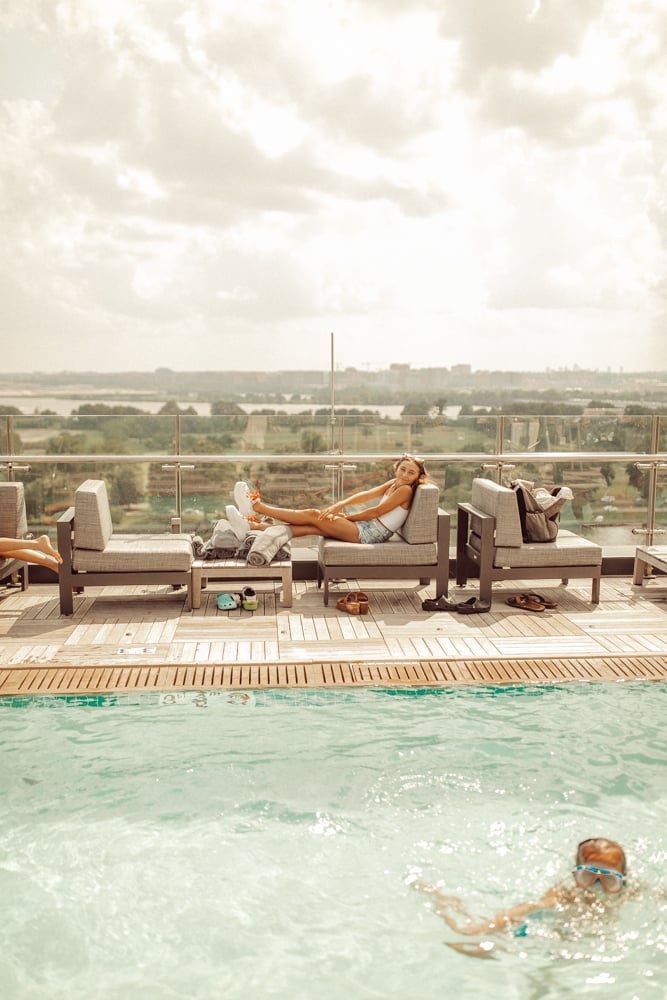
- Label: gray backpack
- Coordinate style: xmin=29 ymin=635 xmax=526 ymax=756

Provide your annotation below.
xmin=511 ymin=479 xmax=569 ymax=543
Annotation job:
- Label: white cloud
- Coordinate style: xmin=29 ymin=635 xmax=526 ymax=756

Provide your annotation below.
xmin=0 ymin=0 xmax=665 ymax=374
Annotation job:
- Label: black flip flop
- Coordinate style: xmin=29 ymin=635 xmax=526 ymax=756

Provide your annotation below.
xmin=421 ymin=596 xmax=459 ymax=612
xmin=456 ymin=598 xmax=491 ymax=614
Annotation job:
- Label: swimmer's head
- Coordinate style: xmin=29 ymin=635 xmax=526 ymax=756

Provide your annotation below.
xmin=576 ymin=837 xmax=626 ymax=875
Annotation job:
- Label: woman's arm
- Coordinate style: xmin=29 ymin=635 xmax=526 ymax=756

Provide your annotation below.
xmin=345 ymin=483 xmax=413 ymax=523
xmin=321 ymin=481 xmax=392 ymax=516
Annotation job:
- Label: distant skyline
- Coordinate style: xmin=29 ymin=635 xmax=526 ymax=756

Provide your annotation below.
xmin=1 ymin=0 xmax=666 ymax=374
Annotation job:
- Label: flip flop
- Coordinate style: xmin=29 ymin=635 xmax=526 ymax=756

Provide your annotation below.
xmin=455 ymin=597 xmax=478 ymax=611
xmin=523 ymin=592 xmax=558 ymax=609
xmin=506 ymin=594 xmax=545 ymax=613
xmin=337 ymin=592 xmax=360 ymax=615
xmin=456 ymin=599 xmax=491 ymax=614
xmin=421 ymin=596 xmax=459 ymax=612
xmin=216 ymin=592 xmax=239 ymax=611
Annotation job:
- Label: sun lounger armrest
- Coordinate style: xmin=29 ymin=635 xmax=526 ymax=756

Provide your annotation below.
xmin=56 ymin=507 xmax=76 ymax=613
xmin=57 ymin=507 xmax=75 ymax=550
xmin=456 ymin=502 xmax=496 ymax=586
xmin=437 ymin=508 xmax=449 ymax=548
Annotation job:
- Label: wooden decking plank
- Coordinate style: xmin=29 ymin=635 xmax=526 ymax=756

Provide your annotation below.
xmin=0 ymin=653 xmax=665 ymax=696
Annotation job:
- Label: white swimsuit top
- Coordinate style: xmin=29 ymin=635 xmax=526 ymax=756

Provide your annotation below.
xmin=378 ymin=490 xmax=410 ymax=532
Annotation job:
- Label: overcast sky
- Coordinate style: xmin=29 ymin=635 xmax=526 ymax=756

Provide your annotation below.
xmin=1 ymin=0 xmax=666 ymax=375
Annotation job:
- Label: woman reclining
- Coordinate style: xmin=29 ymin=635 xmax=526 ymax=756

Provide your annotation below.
xmin=230 ymin=454 xmax=430 ymax=543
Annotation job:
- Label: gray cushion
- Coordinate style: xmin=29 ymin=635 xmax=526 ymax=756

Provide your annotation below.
xmin=74 ymin=479 xmax=113 ymax=551
xmin=318 ymin=482 xmax=440 ymax=567
xmin=400 ymin=483 xmax=439 ymax=544
xmin=486 ymin=530 xmax=602 ymax=569
xmin=319 ymin=536 xmax=437 ymax=567
xmin=73 ymin=534 xmax=193 ymax=572
xmin=471 ymin=478 xmax=523 ymax=547
xmin=0 ymin=482 xmax=28 ymax=538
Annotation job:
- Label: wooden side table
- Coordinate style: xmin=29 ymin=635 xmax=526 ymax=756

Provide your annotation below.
xmin=190 ymin=558 xmax=293 ymax=609
xmin=632 ymin=545 xmax=667 ymax=586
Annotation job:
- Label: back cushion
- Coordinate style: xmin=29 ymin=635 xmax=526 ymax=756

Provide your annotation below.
xmin=471 ymin=478 xmax=522 ymax=547
xmin=401 ymin=483 xmax=439 ymax=544
xmin=0 ymin=482 xmax=28 ymax=538
xmin=74 ymin=479 xmax=113 ymax=551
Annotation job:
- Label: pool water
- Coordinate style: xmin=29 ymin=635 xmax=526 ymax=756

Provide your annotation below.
xmin=0 ymin=684 xmax=665 ymax=999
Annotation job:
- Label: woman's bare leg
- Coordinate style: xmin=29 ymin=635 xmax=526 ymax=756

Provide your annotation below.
xmin=241 ymin=490 xmax=361 ymax=542
xmin=0 ymin=536 xmax=61 ymax=571
xmin=264 ymin=515 xmax=360 ymax=543
xmin=251 ymin=499 xmax=324 ymax=524
xmin=293 ymin=519 xmax=360 ymax=542
xmin=1 ymin=535 xmax=62 ymax=562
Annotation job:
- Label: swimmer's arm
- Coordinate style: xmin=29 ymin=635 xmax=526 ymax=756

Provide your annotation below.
xmin=409 ymin=880 xmax=474 ymax=923
xmin=448 ymin=896 xmax=552 ymax=935
xmin=411 ymin=880 xmax=560 ymax=935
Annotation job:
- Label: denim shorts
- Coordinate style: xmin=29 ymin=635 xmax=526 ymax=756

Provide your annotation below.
xmin=357 ymin=519 xmax=393 ymax=544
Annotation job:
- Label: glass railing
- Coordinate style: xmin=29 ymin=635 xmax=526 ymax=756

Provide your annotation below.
xmin=1 ymin=411 xmax=665 ymax=549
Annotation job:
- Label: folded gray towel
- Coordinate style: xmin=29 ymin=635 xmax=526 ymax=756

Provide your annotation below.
xmin=247 ymin=525 xmax=292 ymax=566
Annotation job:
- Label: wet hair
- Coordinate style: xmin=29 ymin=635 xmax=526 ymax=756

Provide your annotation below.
xmin=393 ymin=453 xmax=431 ymax=486
xmin=576 ymin=837 xmax=627 ymax=874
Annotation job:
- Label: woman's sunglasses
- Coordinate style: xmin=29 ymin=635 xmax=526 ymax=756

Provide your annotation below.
xmin=399 ymin=452 xmax=425 ymax=468
xmin=572 ymin=865 xmax=625 ymax=893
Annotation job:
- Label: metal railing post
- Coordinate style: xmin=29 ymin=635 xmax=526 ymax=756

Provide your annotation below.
xmin=0 ymin=416 xmax=31 ymax=480
xmin=634 ymin=415 xmax=666 ymax=547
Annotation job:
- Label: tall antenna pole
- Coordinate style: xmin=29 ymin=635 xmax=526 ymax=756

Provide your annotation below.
xmin=329 ymin=331 xmax=336 ymax=454
xmin=329 ymin=331 xmax=339 ymax=501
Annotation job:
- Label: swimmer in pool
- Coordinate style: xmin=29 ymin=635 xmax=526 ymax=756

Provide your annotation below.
xmin=409 ymin=837 xmax=629 ymax=955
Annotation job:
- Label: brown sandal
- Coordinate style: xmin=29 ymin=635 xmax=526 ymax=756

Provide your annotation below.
xmin=506 ymin=594 xmax=545 ymax=613
xmin=524 ymin=592 xmax=558 ymax=609
xmin=337 ymin=592 xmax=360 ymax=615
xmin=356 ymin=592 xmax=369 ymax=614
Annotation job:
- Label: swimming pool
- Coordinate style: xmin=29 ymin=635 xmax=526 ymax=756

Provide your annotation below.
xmin=0 ymin=684 xmax=665 ymax=999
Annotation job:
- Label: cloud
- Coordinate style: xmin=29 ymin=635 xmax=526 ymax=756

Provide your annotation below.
xmin=440 ymin=0 xmax=606 ymax=78
xmin=0 ymin=0 xmax=664 ymax=374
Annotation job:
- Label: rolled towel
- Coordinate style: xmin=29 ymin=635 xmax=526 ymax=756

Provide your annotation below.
xmin=247 ymin=525 xmax=292 ymax=566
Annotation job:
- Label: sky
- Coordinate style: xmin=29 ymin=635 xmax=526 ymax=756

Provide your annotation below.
xmin=1 ymin=0 xmax=666 ymax=375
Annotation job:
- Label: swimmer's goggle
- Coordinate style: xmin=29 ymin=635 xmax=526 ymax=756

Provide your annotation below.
xmin=572 ymin=865 xmax=625 ymax=893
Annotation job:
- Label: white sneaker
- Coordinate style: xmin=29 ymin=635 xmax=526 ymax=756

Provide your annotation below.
xmin=234 ymin=481 xmax=257 ymax=517
xmin=225 ymin=505 xmax=250 ymax=542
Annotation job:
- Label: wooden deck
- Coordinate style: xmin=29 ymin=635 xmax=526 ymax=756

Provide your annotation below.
xmin=0 ymin=576 xmax=665 ymax=695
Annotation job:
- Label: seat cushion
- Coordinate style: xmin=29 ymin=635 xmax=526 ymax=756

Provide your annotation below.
xmin=491 ymin=530 xmax=602 ymax=569
xmin=400 ymin=483 xmax=440 ymax=544
xmin=73 ymin=534 xmax=193 ymax=572
xmin=0 ymin=482 xmax=28 ymax=538
xmin=471 ymin=479 xmax=523 ymax=547
xmin=319 ymin=537 xmax=437 ymax=567
xmin=74 ymin=479 xmax=113 ymax=551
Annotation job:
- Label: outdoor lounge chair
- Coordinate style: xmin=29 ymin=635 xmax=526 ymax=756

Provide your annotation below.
xmin=0 ymin=482 xmax=30 ymax=592
xmin=57 ymin=479 xmax=194 ymax=614
xmin=317 ymin=482 xmax=450 ymax=604
xmin=456 ymin=478 xmax=602 ymax=604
